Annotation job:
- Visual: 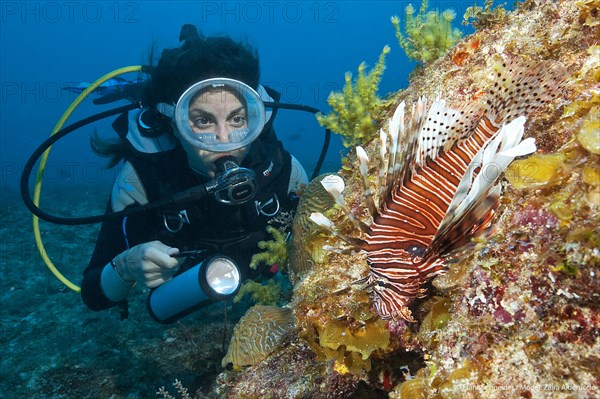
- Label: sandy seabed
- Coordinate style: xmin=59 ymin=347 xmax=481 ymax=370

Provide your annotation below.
xmin=0 ymin=185 xmax=246 ymax=398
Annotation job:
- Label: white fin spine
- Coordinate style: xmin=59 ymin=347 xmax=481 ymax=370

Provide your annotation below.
xmin=356 ymin=146 xmax=379 ymax=219
xmin=384 ymin=101 xmax=404 ymax=197
xmin=356 ymin=146 xmax=369 ymax=176
xmin=378 ymin=129 xmax=388 ymax=201
xmin=320 ymin=174 xmax=345 ymax=207
xmin=400 ymin=98 xmax=427 ymax=182
xmin=377 ymin=98 xmax=428 ymax=210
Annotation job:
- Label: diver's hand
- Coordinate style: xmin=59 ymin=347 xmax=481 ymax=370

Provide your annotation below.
xmin=113 ymin=241 xmax=181 ymax=288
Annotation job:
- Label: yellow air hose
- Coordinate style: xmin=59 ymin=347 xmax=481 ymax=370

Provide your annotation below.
xmin=32 ymin=65 xmax=143 ymax=293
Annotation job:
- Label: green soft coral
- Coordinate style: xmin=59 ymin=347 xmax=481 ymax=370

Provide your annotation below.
xmin=250 ymin=225 xmax=288 ymax=270
xmin=316 ymin=45 xmax=390 ymax=148
xmin=233 ymin=279 xmax=282 ymax=305
xmin=391 ymin=0 xmax=463 ymax=64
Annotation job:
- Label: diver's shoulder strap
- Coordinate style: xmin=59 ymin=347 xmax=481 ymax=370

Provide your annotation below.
xmin=288 ymin=154 xmax=308 ymax=194
xmin=111 ymin=161 xmax=149 ymax=212
xmin=112 ymin=108 xmax=177 ymax=155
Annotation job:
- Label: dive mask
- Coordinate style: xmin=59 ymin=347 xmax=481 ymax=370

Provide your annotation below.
xmin=156 ymin=78 xmax=266 ymax=152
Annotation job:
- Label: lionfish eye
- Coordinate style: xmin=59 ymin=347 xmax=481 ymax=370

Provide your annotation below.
xmin=407 ymin=245 xmax=426 ymax=257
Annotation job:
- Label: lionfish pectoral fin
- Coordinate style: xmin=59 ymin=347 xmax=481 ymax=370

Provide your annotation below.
xmin=486 ymin=59 xmax=569 ymax=125
xmin=431 ymin=115 xmax=535 ymax=256
xmin=430 ymin=186 xmax=500 ymax=256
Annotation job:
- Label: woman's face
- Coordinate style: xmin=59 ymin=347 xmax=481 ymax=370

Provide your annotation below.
xmin=177 ymin=88 xmax=250 ymax=177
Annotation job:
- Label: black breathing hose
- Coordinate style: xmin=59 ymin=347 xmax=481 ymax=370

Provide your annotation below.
xmin=20 ymin=103 xmax=210 ymax=225
xmin=22 ymin=101 xmax=331 ymax=225
xmin=263 ymin=101 xmax=331 ymax=180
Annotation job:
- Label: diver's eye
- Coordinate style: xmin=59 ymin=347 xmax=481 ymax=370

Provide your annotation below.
xmin=192 ymin=117 xmax=213 ymax=129
xmin=230 ymin=115 xmax=246 ymax=127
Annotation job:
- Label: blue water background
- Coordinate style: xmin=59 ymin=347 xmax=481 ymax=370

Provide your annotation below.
xmin=1 ymin=2 xmax=490 ymax=397
xmin=1 ymin=1 xmax=480 ymax=193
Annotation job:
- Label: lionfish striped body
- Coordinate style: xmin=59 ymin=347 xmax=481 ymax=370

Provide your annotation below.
xmin=311 ymin=60 xmax=567 ymax=321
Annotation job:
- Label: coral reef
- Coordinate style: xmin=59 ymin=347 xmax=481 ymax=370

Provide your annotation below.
xmin=288 ymin=174 xmax=339 ymax=284
xmin=221 ymin=305 xmax=294 ymax=370
xmin=216 ymin=339 xmax=364 ymax=399
xmin=463 ymin=0 xmax=509 ymax=29
xmin=213 ymin=1 xmax=599 ymax=398
xmin=391 ymin=0 xmax=463 ymax=64
xmin=316 ymin=46 xmax=390 ymax=148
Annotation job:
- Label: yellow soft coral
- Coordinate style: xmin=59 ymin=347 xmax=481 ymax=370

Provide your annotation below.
xmin=391 ymin=0 xmax=463 ymax=64
xmin=233 ymin=279 xmax=282 ymax=305
xmin=316 ymin=45 xmax=390 ymax=147
xmin=249 ymin=225 xmax=288 ymax=270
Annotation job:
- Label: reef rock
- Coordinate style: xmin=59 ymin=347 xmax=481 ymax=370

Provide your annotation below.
xmin=214 ymin=1 xmax=599 ymax=398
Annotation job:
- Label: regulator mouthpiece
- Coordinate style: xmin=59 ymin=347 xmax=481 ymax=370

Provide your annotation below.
xmin=206 ymin=156 xmax=257 ymax=205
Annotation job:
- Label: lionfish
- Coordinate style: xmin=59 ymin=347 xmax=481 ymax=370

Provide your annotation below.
xmin=310 ymin=59 xmax=567 ymax=322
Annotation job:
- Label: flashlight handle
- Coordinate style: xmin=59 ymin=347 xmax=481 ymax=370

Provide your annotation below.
xmin=171 ymin=250 xmax=207 ymax=258
xmin=147 ymin=263 xmax=208 ymax=324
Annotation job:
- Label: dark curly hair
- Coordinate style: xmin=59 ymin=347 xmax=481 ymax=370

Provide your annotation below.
xmin=142 ymin=24 xmax=260 ymax=106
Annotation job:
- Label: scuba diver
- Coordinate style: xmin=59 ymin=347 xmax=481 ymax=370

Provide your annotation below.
xmin=79 ymin=25 xmax=309 ymax=322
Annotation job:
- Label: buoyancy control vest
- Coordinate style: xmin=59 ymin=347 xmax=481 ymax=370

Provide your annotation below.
xmin=110 ymin=86 xmax=297 ymax=278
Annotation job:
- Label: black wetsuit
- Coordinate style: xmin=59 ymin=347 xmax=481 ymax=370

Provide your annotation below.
xmin=81 ymin=118 xmax=297 ymax=311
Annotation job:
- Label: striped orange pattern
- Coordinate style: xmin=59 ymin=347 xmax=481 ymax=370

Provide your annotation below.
xmin=362 ymin=116 xmax=500 ymax=321
xmin=301 ymin=60 xmax=569 ymax=321
xmin=354 ymin=60 xmax=568 ymax=321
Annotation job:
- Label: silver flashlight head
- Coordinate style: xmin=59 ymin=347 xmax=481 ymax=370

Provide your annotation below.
xmin=204 ymin=256 xmax=241 ymax=296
